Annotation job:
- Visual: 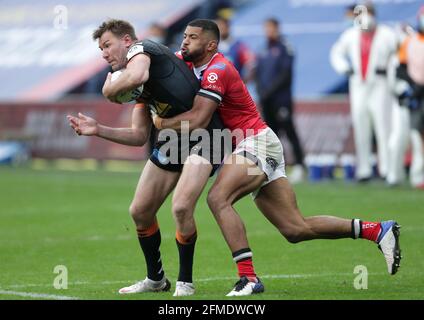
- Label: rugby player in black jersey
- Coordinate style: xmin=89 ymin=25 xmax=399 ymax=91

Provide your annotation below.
xmin=67 ymin=19 xmax=226 ymax=297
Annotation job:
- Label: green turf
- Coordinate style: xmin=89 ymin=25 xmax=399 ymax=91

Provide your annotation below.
xmin=0 ymin=165 xmax=423 ymax=300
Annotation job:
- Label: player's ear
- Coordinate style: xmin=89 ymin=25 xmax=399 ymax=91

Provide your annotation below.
xmin=123 ymin=34 xmax=133 ymax=48
xmin=208 ymin=40 xmax=218 ymax=52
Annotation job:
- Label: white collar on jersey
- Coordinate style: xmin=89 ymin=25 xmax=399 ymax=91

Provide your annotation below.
xmin=193 ymin=53 xmax=219 ymax=79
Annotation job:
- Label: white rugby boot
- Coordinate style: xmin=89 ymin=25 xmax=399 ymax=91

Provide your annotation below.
xmin=118 ymin=277 xmax=171 ymax=294
xmin=377 ymin=220 xmax=402 ymax=275
xmin=173 ymin=281 xmax=195 ymax=297
xmin=226 ymin=276 xmax=264 ymax=297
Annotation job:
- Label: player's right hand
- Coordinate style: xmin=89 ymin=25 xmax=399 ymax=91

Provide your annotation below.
xmin=67 ymin=113 xmax=99 ymax=136
xmin=150 ymin=109 xmax=163 ymax=129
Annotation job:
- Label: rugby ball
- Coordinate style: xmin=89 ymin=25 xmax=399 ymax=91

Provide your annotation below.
xmin=110 ymin=70 xmax=144 ymax=103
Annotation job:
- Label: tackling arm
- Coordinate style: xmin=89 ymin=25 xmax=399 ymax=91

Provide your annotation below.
xmin=154 ymin=95 xmax=218 ymax=132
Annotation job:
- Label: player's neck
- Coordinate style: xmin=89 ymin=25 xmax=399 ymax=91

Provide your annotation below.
xmin=193 ymin=51 xmax=218 ymax=68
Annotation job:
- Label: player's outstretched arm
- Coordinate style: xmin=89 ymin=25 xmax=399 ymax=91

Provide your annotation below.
xmin=67 ymin=104 xmax=152 ymax=146
xmin=153 ymin=95 xmax=218 ymax=132
xmin=67 ymin=112 xmax=99 ymax=136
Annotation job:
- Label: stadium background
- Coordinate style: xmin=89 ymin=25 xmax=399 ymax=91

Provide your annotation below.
xmin=0 ymin=0 xmax=423 ymax=300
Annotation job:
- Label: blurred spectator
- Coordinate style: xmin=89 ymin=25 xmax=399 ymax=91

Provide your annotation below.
xmin=215 ymin=16 xmax=254 ymax=80
xmin=389 ymin=6 xmax=424 ymax=188
xmin=196 ymin=0 xmax=233 ymax=19
xmin=254 ymin=18 xmax=305 ymax=183
xmin=332 ymin=3 xmax=358 ymax=94
xmin=386 ymin=24 xmax=413 ymax=187
xmin=330 ymin=3 xmax=398 ymax=182
xmin=82 ymin=66 xmax=111 ymax=95
xmin=344 ymin=3 xmax=358 ymax=29
xmin=146 ymin=22 xmax=167 ymax=45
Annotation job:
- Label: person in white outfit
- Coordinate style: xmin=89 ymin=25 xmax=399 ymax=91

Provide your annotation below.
xmin=387 ymin=7 xmax=424 ymax=188
xmin=330 ymin=3 xmax=398 ymax=181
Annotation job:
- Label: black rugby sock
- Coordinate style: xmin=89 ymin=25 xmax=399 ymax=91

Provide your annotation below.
xmin=138 ymin=229 xmax=165 ymax=281
xmin=176 ymin=231 xmax=197 ymax=283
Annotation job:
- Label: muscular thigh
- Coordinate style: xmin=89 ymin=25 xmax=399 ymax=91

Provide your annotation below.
xmin=132 ymin=160 xmax=180 ymax=214
xmin=210 ymin=154 xmax=266 ymax=204
xmin=254 ymin=177 xmax=305 ymax=230
xmin=173 ymin=154 xmax=212 ymax=207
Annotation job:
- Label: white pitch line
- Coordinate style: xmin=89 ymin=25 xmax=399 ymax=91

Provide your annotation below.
xmin=4 ymin=272 xmax=386 ymax=290
xmin=0 ymin=290 xmax=79 ymax=300
xmin=196 ymin=272 xmax=388 ymax=282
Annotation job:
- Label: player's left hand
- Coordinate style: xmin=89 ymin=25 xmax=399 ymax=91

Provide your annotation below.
xmin=67 ymin=113 xmax=99 ymax=136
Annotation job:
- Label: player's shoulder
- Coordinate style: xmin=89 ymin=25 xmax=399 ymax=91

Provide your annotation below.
xmin=127 ymin=40 xmax=166 ymax=61
xmin=205 ymin=53 xmax=233 ymax=74
xmin=127 ymin=41 xmax=145 ymax=61
xmin=132 ymin=39 xmax=169 ymax=56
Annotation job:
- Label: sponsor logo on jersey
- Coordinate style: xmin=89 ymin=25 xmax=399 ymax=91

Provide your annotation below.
xmin=207 ymin=72 xmax=218 ymax=83
xmin=205 ymin=84 xmax=223 ymax=93
xmin=151 ymin=101 xmax=172 ymax=117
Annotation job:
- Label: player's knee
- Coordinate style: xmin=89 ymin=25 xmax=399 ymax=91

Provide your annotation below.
xmin=280 ymin=227 xmax=306 ymax=244
xmin=172 ymin=198 xmax=194 ymax=220
xmin=283 ymin=231 xmax=303 ymax=244
xmin=207 ymin=187 xmax=227 ymax=214
xmin=129 ymin=201 xmax=150 ymax=222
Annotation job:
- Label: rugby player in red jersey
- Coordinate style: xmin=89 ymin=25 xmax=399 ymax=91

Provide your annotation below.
xmin=68 ymin=19 xmax=226 ymax=297
xmin=153 ymin=19 xmax=402 ymax=296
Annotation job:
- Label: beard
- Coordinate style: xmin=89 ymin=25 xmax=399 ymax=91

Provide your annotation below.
xmin=181 ymin=46 xmax=205 ymax=63
xmin=111 ymin=57 xmax=127 ymax=71
xmin=182 ymin=50 xmax=194 ymax=62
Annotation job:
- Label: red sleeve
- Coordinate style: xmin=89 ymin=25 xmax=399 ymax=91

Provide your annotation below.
xmin=197 ymin=65 xmax=229 ymax=103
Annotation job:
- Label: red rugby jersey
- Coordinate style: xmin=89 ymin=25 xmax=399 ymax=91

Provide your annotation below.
xmin=177 ymin=51 xmax=267 ymax=135
xmin=197 ymin=53 xmax=266 ymax=135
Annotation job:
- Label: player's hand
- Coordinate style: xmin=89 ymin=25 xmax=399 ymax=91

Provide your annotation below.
xmin=67 ymin=113 xmax=99 ymax=136
xmin=102 ymin=72 xmax=121 ymax=104
xmin=150 ymin=110 xmax=163 ymax=129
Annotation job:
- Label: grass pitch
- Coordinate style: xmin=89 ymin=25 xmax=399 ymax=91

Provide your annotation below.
xmin=0 ymin=164 xmax=423 ymax=300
